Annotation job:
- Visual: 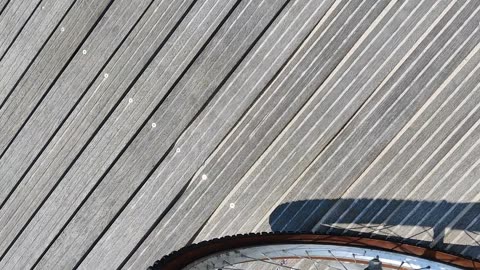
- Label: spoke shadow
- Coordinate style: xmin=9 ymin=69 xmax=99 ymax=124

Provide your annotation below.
xmin=269 ymin=199 xmax=480 ymax=259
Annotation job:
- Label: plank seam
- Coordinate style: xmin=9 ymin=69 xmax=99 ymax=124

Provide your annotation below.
xmin=196 ymin=0 xmax=364 ymax=238
xmin=0 ymin=0 xmax=78 ymax=112
xmin=21 ymin=0 xmax=183 ymax=267
xmin=0 ymin=0 xmax=116 ymax=163
xmin=0 ymin=0 xmax=44 ymax=64
xmin=26 ymin=0 xmax=242 ymax=268
xmin=327 ymin=1 xmax=480 ymax=229
xmin=184 ymin=1 xmax=337 ymax=246
xmin=0 ymin=0 xmax=81 ymax=210
xmin=202 ymin=0 xmax=379 ymax=238
xmin=0 ymin=0 xmax=117 ymax=262
xmin=0 ymin=0 xmax=12 ymax=18
xmin=115 ymin=159 xmax=192 ymax=270
xmin=111 ymin=0 xmax=303 ymax=266
xmin=71 ymin=1 xmax=267 ymax=267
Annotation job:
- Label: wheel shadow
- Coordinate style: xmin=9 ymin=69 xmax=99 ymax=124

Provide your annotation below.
xmin=269 ymin=199 xmax=480 ymax=259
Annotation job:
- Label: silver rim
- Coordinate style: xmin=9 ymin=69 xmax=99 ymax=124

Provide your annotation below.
xmin=185 ymin=244 xmax=460 ymax=270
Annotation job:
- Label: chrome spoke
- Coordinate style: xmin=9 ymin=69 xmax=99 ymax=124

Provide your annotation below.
xmin=328 ymin=250 xmax=348 ymax=270
xmin=305 ymin=250 xmax=343 ymax=270
xmin=283 ymin=249 xmax=343 ymax=270
xmin=304 ymin=251 xmax=320 ymax=270
xmin=240 ymin=253 xmax=301 ymax=270
xmin=183 ymin=243 xmax=460 ymax=270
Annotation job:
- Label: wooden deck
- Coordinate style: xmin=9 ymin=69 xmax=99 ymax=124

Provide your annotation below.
xmin=0 ymin=0 xmax=479 ymax=269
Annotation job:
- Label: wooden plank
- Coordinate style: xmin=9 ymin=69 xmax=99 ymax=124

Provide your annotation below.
xmin=444 ymin=203 xmax=480 ymax=259
xmin=1 ymin=0 xmax=479 ymax=267
xmin=78 ymin=0 xmax=340 ymax=268
xmin=0 ymin=0 xmax=194 ymax=259
xmin=207 ymin=0 xmax=480 ymax=244
xmin=194 ymin=0 xmax=475 ymax=239
xmin=0 ymin=0 xmax=112 ymax=188
xmin=36 ymin=0 xmax=294 ymax=268
xmin=0 ymin=0 xmax=11 ymax=17
xmin=0 ymin=0 xmax=77 ymax=106
xmin=0 ymin=0 xmax=40 ymax=61
xmin=0 ymin=0 xmax=157 ymax=264
xmin=185 ymin=0 xmax=400 ymax=240
xmin=0 ymin=0 xmax=240 ymax=269
xmin=121 ymin=0 xmax=407 ymax=268
xmin=315 ymin=47 xmax=480 ymax=244
xmin=272 ymin=45 xmax=480 ymax=259
xmin=265 ymin=0 xmax=480 ymax=236
xmin=380 ymin=115 xmax=480 ymax=257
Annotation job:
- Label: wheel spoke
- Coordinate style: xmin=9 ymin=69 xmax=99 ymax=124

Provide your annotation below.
xmin=240 ymin=253 xmax=301 ymax=270
xmin=304 ymin=251 xmax=320 ymax=270
xmin=175 ymin=237 xmax=463 ymax=270
xmin=328 ymin=250 xmax=348 ymax=270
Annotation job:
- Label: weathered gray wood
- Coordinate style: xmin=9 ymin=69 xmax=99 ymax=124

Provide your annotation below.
xmin=0 ymin=0 xmax=158 ymax=266
xmin=0 ymin=0 xmax=10 ymax=16
xmin=194 ymin=0 xmax=468 ymax=236
xmin=445 ymin=204 xmax=480 ymax=258
xmin=78 ymin=0 xmax=343 ymax=268
xmin=36 ymin=1 xmax=295 ymax=268
xmin=0 ymin=0 xmax=240 ymax=269
xmin=0 ymin=0 xmax=77 ymax=97
xmin=317 ymin=50 xmax=480 ymax=239
xmin=268 ymin=0 xmax=478 ymax=232
xmin=192 ymin=0 xmax=396 ymax=240
xmin=121 ymin=0 xmax=414 ymax=268
xmin=0 ymin=0 xmax=112 ymax=188
xmin=0 ymin=0 xmax=40 ymax=60
xmin=196 ymin=0 xmax=480 ymax=244
xmin=1 ymin=0 xmax=480 ymax=268
xmin=275 ymin=45 xmax=480 ymax=259
xmin=265 ymin=0 xmax=480 ymax=235
xmin=0 ymin=0 xmax=75 ymax=67
xmin=0 ymin=0 xmax=194 ymax=260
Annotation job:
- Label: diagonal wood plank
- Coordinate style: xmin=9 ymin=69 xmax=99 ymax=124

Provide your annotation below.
xmin=77 ymin=0 xmax=338 ymax=268
xmin=0 ymin=0 xmax=113 ymax=190
xmin=0 ymin=0 xmax=77 ymax=107
xmin=0 ymin=0 xmax=11 ymax=18
xmin=122 ymin=0 xmax=406 ymax=268
xmin=0 ymin=0 xmax=479 ymax=268
xmin=36 ymin=1 xmax=294 ymax=268
xmin=0 ymin=0 xmax=41 ymax=62
xmin=0 ymin=0 xmax=195 ymax=262
xmin=192 ymin=4 xmax=480 ymax=263
xmin=0 ymin=0 xmax=158 ymax=264
xmin=0 ymin=0 xmax=239 ymax=268
xmin=313 ymin=44 xmax=480 ymax=256
xmin=265 ymin=0 xmax=480 ymax=236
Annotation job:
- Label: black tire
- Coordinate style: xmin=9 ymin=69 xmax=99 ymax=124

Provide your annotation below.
xmin=149 ymin=232 xmax=480 ymax=269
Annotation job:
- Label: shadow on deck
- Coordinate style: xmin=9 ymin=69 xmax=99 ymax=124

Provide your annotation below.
xmin=269 ymin=199 xmax=480 ymax=258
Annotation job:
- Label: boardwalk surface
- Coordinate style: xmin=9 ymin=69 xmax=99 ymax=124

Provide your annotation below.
xmin=0 ymin=0 xmax=479 ymax=269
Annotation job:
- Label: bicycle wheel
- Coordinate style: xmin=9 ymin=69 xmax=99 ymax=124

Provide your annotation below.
xmin=149 ymin=232 xmax=480 ymax=270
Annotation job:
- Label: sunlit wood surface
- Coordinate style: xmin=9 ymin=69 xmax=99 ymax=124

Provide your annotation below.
xmin=0 ymin=0 xmax=479 ymax=269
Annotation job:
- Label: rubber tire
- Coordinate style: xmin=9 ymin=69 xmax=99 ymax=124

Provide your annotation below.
xmin=149 ymin=232 xmax=480 ymax=270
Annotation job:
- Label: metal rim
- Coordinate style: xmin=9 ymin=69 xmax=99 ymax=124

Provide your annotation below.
xmin=150 ymin=232 xmax=480 ymax=269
